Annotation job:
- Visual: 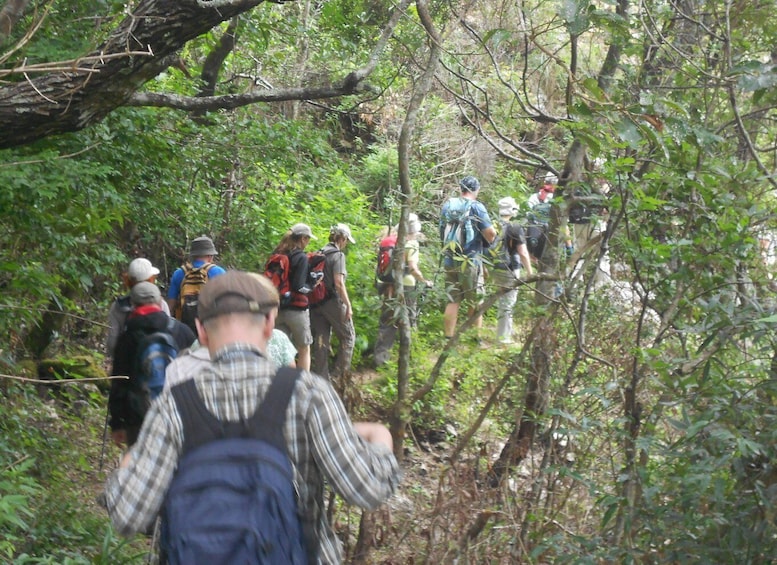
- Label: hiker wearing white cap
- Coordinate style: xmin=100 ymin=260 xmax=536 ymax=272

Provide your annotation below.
xmin=373 ymin=213 xmax=432 ymax=366
xmin=268 ymin=223 xmax=317 ymax=370
xmin=106 ymin=257 xmax=170 ymax=357
xmin=490 ymin=197 xmax=533 ymax=344
xmin=310 ymin=223 xmax=356 ymax=379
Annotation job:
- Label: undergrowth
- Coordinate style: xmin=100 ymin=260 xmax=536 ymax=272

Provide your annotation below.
xmin=0 ymin=382 xmax=148 ymax=564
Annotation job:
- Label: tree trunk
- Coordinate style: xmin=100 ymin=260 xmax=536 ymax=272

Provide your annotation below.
xmin=0 ymin=0 xmax=267 ymax=148
xmin=389 ymin=0 xmax=439 ymax=461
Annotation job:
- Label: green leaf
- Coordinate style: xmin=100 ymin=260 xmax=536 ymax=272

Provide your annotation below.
xmin=616 ymin=117 xmax=642 ymax=147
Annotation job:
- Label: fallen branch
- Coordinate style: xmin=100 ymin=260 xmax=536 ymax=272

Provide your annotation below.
xmin=0 ymin=373 xmax=128 ymax=384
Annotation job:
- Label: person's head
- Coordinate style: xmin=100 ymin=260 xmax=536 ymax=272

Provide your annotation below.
xmin=498 ymin=197 xmax=519 ymax=219
xmin=459 ymin=175 xmax=481 ymax=197
xmin=126 ymin=257 xmax=160 ymax=287
xmin=130 ymin=281 xmax=162 ymax=307
xmin=196 ymin=271 xmax=280 ymax=354
xmin=275 ymin=223 xmax=316 ymax=253
xmin=329 ymin=223 xmax=355 ymax=249
xmin=290 ymin=223 xmax=315 ymax=249
xmin=538 ymin=183 xmax=555 ymax=202
xmin=189 ymin=235 xmax=218 ymax=262
xmin=407 ymin=213 xmax=424 ymax=240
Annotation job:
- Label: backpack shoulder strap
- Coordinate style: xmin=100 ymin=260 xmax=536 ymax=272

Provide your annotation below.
xmin=246 ymin=366 xmax=301 ymax=452
xmin=171 ymin=367 xmax=302 ymax=456
xmin=172 ymin=379 xmax=229 ymax=455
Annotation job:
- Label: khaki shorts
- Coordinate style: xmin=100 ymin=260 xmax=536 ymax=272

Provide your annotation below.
xmin=276 ymin=309 xmax=313 ymax=348
xmin=444 ymin=260 xmax=484 ymax=304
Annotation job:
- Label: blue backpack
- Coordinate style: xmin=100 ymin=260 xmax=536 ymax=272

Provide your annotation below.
xmin=133 ymin=318 xmax=178 ymax=400
xmin=441 ymin=197 xmax=475 ymax=256
xmin=161 ymin=367 xmax=308 ymax=565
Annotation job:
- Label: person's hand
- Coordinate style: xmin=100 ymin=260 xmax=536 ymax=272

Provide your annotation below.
xmin=424 ymin=280 xmax=433 ymax=288
xmin=111 ymin=429 xmax=127 ymax=447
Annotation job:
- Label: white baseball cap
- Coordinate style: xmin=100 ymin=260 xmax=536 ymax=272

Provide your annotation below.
xmin=331 ymin=223 xmax=356 ymax=243
xmin=498 ymin=197 xmax=519 ymax=217
xmin=127 ymin=258 xmax=160 ymax=283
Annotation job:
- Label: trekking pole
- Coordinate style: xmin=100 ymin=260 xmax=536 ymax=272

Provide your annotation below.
xmin=99 ymin=401 xmax=110 ymax=471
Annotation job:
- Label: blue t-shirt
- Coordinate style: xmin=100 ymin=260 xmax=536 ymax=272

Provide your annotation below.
xmin=167 ymin=260 xmax=227 ymax=300
xmin=440 ymin=198 xmax=493 ymax=266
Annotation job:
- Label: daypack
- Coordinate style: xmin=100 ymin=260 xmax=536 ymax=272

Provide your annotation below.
xmin=525 ymin=223 xmax=548 ymax=260
xmin=162 ymin=367 xmax=308 ymax=565
xmin=133 ymin=317 xmax=179 ymax=401
xmin=307 ymin=248 xmax=337 ymax=306
xmin=441 ymin=197 xmax=475 ymax=256
xmin=526 ymin=202 xmax=551 ymax=260
xmin=568 ymin=202 xmax=592 ymax=224
xmin=488 ymin=220 xmax=514 ymax=270
xmin=178 ymin=263 xmax=215 ymax=332
xmin=376 ymin=234 xmax=398 ymax=283
xmin=264 ymin=253 xmax=292 ymax=306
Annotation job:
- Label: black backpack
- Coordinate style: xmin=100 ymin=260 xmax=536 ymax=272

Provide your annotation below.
xmin=488 ymin=220 xmax=513 ymax=270
xmin=162 ymin=367 xmax=308 ymax=564
xmin=525 ymin=223 xmax=548 ymax=260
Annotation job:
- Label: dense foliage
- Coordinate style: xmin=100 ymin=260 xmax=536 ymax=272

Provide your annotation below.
xmin=2 ymin=0 xmax=777 ymax=562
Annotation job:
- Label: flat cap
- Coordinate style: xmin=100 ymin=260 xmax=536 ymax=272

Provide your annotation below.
xmin=197 ymin=270 xmax=280 ymax=323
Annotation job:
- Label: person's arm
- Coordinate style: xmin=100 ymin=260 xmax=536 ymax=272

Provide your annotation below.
xmin=353 ymin=422 xmax=394 ymax=451
xmin=517 ymin=243 xmax=533 ymax=276
xmin=103 ymin=398 xmax=182 ymax=536
xmin=474 ymin=202 xmax=497 ymax=245
xmin=106 ymin=300 xmax=125 ymax=356
xmin=405 ymin=242 xmax=431 ymax=285
xmin=331 ymin=250 xmax=352 ymax=319
xmin=481 ymin=225 xmax=497 ymax=245
xmin=290 ymin=251 xmax=310 ymax=293
xmin=166 ymin=268 xmax=183 ymax=316
xmin=307 ymin=381 xmax=400 ymax=510
xmin=334 ymin=272 xmax=352 ymax=321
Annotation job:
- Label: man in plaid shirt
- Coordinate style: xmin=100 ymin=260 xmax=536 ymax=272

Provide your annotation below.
xmin=103 ymin=270 xmax=400 ymax=563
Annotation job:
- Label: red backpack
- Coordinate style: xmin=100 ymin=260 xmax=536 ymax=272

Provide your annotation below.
xmin=263 ymin=253 xmax=292 ymax=305
xmin=307 ymin=248 xmax=337 ymax=306
xmin=376 ymin=235 xmax=397 ymax=283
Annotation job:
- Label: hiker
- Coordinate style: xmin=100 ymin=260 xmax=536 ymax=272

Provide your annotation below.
xmin=106 ymin=257 xmax=170 ymax=357
xmin=267 ymin=223 xmax=316 ymax=371
xmin=491 ymin=197 xmax=534 ymax=344
xmin=108 ymin=282 xmax=196 ymax=447
xmin=526 ymin=176 xmax=574 ymax=263
xmin=310 ymin=223 xmax=356 ymax=380
xmin=527 ymin=174 xmax=556 ymax=209
xmin=374 ymin=213 xmax=432 ymax=366
xmin=102 ymin=270 xmax=399 ymax=564
xmin=166 ymin=235 xmax=226 ymax=334
xmin=439 ymin=175 xmax=497 ymax=339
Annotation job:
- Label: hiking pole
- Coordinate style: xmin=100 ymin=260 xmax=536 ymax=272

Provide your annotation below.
xmin=99 ymin=401 xmax=110 ymax=471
